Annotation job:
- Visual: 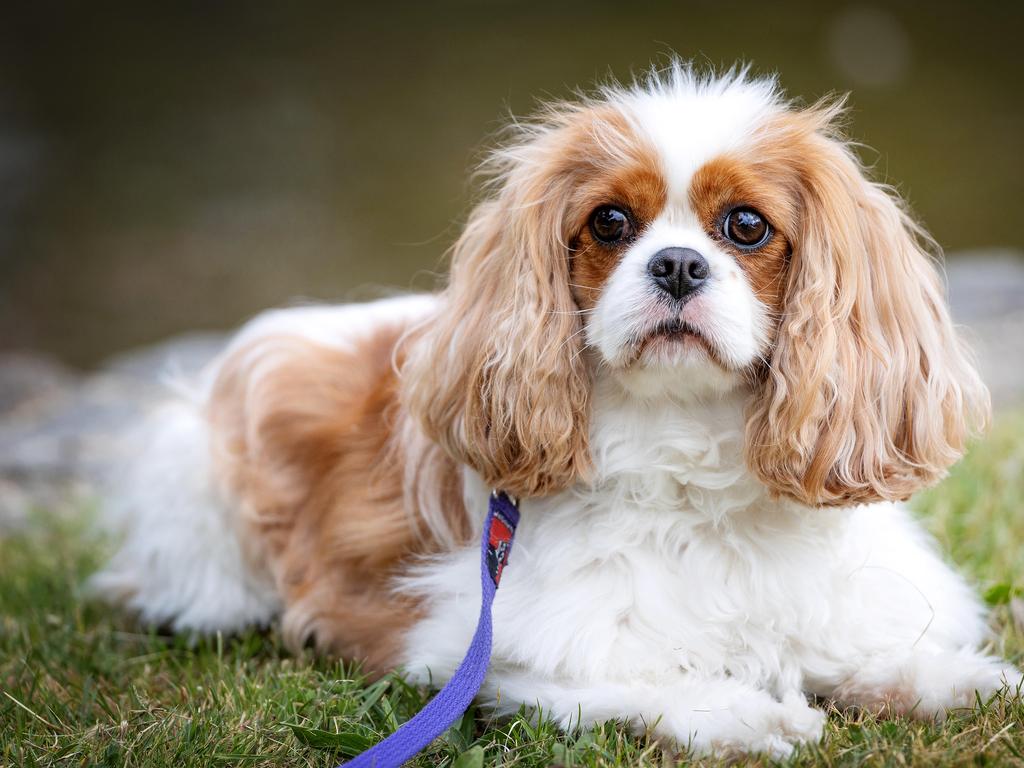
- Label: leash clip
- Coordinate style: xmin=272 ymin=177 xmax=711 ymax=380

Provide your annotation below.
xmin=491 ymin=488 xmax=520 ymax=508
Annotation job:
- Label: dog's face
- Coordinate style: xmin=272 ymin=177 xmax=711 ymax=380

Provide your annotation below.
xmin=404 ymin=67 xmax=988 ymax=505
xmin=567 ymin=88 xmax=795 ymax=396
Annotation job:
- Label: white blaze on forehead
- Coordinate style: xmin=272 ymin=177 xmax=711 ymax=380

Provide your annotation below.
xmin=617 ymin=71 xmax=781 ymax=209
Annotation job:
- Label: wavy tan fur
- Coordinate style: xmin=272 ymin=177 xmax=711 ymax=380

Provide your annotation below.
xmin=744 ymin=104 xmax=990 ymax=506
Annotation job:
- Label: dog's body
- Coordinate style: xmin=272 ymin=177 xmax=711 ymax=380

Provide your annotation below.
xmin=94 ymin=67 xmax=1020 ymax=757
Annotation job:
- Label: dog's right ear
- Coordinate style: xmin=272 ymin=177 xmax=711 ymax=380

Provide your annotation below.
xmin=401 ymin=118 xmax=598 ymax=498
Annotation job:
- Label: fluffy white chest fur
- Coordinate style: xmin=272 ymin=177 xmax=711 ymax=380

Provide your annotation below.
xmin=403 ymin=379 xmax=1012 ymax=755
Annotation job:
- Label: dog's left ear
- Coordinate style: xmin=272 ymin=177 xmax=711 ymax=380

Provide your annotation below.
xmin=746 ymin=109 xmax=990 ymax=507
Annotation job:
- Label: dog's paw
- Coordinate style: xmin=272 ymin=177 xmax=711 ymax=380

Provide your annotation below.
xmin=672 ymin=689 xmax=825 ymax=759
xmin=729 ymin=691 xmax=826 ymax=758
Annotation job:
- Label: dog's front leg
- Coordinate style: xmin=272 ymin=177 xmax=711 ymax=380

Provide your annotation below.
xmin=477 ymin=669 xmax=826 ymax=759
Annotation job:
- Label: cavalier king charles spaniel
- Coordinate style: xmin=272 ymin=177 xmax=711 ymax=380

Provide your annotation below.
xmin=94 ymin=65 xmax=1020 ymax=757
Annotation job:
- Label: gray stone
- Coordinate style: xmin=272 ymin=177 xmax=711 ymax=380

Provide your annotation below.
xmin=0 ymin=335 xmax=226 ymax=532
xmin=0 ymin=353 xmax=77 ymax=417
xmin=946 ymin=252 xmax=1024 ymax=409
xmin=946 ymin=251 xmax=1024 ymax=325
xmin=103 ymin=332 xmax=227 ymax=386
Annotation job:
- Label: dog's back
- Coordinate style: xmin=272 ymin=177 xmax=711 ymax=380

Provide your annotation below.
xmin=91 ymin=294 xmax=467 ymax=670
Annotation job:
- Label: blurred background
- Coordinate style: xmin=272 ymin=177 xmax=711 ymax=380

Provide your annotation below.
xmin=2 ymin=0 xmax=1023 ymax=365
xmin=0 ymin=1 xmax=1022 ymax=521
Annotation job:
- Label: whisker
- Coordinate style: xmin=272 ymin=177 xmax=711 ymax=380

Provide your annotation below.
xmin=556 ymin=324 xmax=590 ymax=353
xmin=546 ymin=308 xmax=596 ymax=316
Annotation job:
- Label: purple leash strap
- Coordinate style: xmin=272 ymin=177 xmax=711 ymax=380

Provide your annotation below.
xmin=342 ymin=490 xmax=520 ymax=768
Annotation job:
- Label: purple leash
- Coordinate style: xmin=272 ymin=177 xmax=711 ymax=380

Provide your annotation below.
xmin=342 ymin=490 xmax=520 ymax=768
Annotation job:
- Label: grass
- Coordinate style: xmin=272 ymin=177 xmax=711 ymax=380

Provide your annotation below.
xmin=2 ymin=413 xmax=1023 ymax=767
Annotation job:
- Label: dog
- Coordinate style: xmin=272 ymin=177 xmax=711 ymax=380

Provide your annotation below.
xmin=93 ymin=64 xmax=1020 ymax=757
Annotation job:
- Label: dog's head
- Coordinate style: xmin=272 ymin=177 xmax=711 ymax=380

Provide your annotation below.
xmin=403 ymin=65 xmax=989 ymax=505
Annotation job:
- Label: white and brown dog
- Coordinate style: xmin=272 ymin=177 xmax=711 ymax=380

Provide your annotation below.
xmin=94 ymin=65 xmax=1020 ymax=757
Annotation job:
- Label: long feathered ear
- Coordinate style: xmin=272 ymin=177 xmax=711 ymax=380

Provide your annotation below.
xmin=746 ymin=108 xmax=990 ymax=507
xmin=402 ymin=123 xmax=592 ymax=498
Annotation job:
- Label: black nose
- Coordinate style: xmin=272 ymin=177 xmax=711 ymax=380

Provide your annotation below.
xmin=647 ymin=247 xmax=709 ymax=300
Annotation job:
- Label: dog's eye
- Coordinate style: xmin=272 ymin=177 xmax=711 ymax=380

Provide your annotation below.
xmin=590 ymin=205 xmax=634 ymax=244
xmin=723 ymin=208 xmax=771 ymax=248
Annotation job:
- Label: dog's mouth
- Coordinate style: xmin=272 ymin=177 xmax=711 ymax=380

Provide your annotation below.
xmin=637 ymin=318 xmax=705 ymax=348
xmin=651 ymin=318 xmax=702 ymax=339
xmin=630 ymin=317 xmax=724 ymax=368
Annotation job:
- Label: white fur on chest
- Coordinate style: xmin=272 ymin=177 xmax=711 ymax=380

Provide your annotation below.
xmin=400 ymin=382 xmax=985 ymax=699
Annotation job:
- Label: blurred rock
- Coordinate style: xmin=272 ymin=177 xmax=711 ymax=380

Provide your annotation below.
xmin=0 ymin=335 xmax=225 ymax=533
xmin=102 ymin=332 xmax=227 ymax=386
xmin=0 ymin=352 xmax=76 ymax=416
xmin=946 ymin=251 xmax=1024 ymax=324
xmin=946 ymin=252 xmax=1024 ymax=409
xmin=0 ymin=252 xmax=1022 ymax=533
